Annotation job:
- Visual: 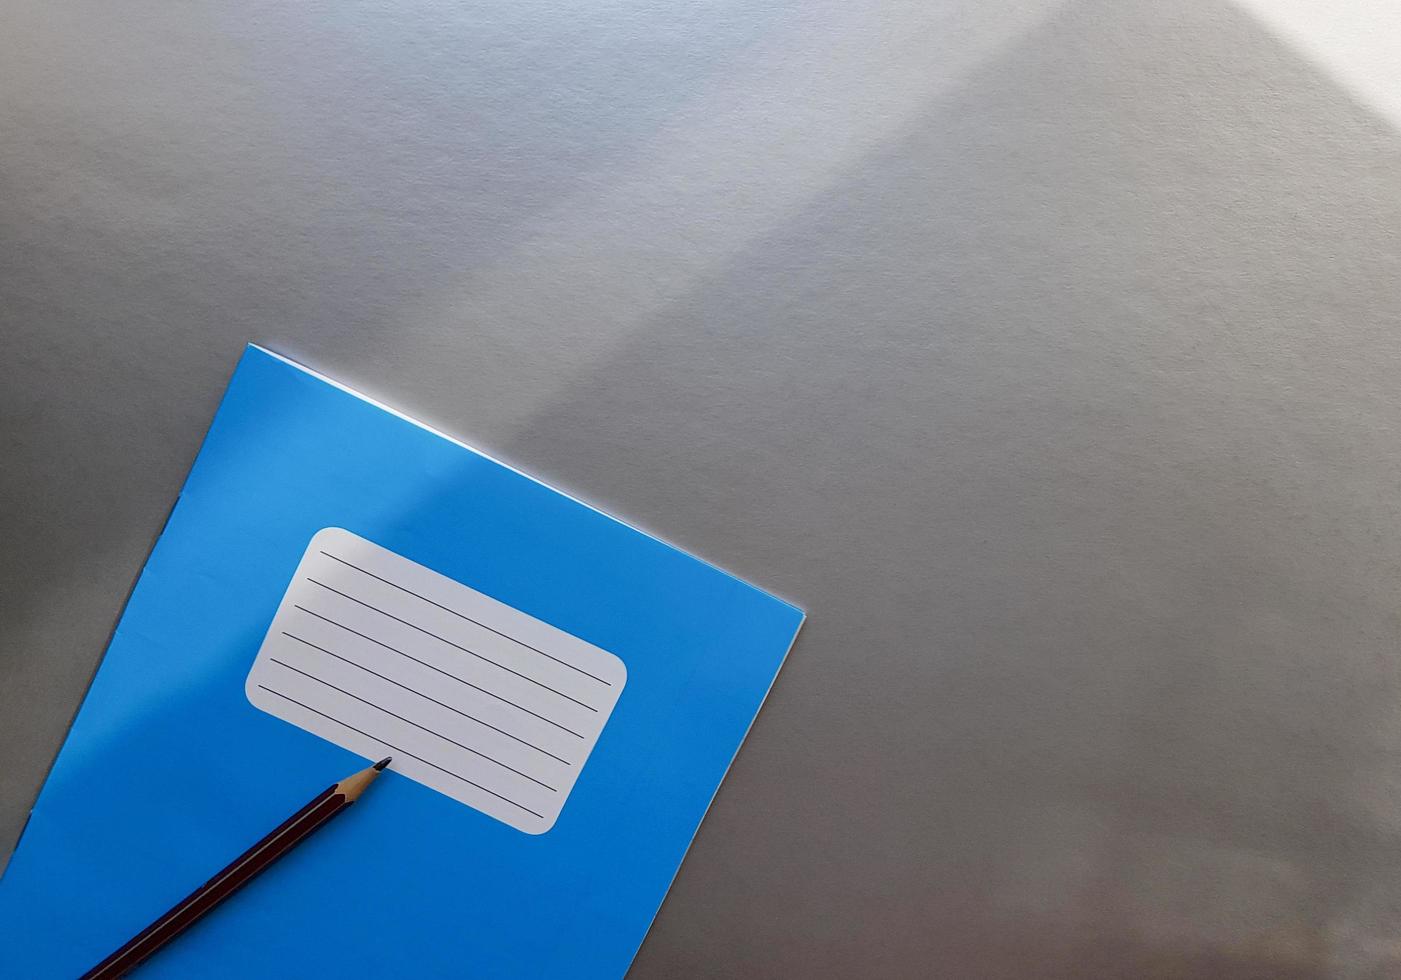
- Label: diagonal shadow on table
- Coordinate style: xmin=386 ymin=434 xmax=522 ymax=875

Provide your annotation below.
xmin=479 ymin=0 xmax=1401 ymax=976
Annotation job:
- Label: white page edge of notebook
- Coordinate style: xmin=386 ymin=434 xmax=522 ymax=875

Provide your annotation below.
xmin=252 ymin=345 xmax=804 ymax=617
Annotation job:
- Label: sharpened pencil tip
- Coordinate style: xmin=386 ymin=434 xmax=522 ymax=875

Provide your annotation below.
xmin=373 ymin=757 xmax=391 ymax=771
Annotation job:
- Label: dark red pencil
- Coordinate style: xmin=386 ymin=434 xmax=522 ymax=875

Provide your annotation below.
xmin=81 ymin=757 xmax=392 ymax=980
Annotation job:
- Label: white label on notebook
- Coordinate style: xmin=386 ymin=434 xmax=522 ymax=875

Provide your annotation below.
xmin=246 ymin=527 xmax=627 ymax=834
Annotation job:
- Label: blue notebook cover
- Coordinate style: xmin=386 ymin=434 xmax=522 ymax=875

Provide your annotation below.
xmin=0 ymin=345 xmax=804 ymax=978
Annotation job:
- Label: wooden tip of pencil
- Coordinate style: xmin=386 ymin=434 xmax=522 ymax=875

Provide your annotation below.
xmin=373 ymin=757 xmax=392 ymax=771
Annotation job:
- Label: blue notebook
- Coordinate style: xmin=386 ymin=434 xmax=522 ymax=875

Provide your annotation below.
xmin=0 ymin=345 xmax=804 ymax=978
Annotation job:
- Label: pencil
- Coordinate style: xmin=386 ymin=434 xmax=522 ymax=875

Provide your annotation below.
xmin=80 ymin=756 xmax=392 ymax=980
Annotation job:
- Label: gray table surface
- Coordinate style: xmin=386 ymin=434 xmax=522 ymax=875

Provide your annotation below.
xmin=6 ymin=0 xmax=1401 ymax=976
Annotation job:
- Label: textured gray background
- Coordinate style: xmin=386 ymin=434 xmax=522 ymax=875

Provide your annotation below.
xmin=5 ymin=0 xmax=1401 ymax=976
